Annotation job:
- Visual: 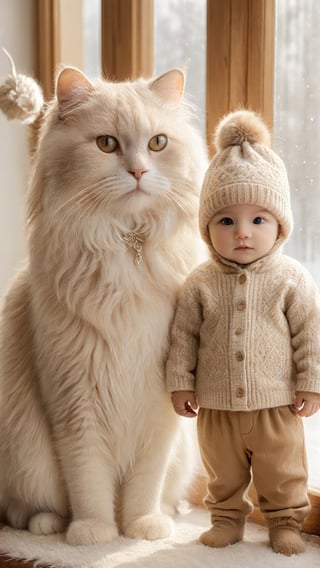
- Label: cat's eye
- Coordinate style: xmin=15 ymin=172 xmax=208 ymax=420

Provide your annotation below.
xmin=96 ymin=135 xmax=119 ymax=153
xmin=148 ymin=134 xmax=168 ymax=152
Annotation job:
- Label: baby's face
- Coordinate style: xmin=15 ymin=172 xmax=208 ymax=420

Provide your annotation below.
xmin=208 ymin=204 xmax=279 ymax=264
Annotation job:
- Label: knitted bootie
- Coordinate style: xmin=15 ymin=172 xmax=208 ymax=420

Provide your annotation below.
xmin=199 ymin=517 xmax=245 ymax=548
xmin=269 ymin=518 xmax=305 ymax=556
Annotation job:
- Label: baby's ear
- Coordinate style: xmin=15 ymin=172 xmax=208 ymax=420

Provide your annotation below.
xmin=56 ymin=67 xmax=94 ymax=118
xmin=150 ymin=68 xmax=185 ymax=102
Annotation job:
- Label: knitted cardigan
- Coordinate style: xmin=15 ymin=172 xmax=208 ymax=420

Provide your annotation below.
xmin=166 ymin=250 xmax=320 ymax=411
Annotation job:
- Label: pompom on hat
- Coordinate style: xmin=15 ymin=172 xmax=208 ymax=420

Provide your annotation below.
xmin=199 ymin=109 xmax=293 ymax=248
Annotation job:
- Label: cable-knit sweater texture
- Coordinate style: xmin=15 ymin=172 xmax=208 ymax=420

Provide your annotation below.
xmin=166 ymin=251 xmax=320 ymax=411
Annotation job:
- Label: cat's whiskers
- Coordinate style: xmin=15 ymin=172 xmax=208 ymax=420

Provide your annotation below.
xmin=51 ymin=180 xmax=119 ymax=226
xmin=46 ymin=174 xmax=199 ymax=268
xmin=158 ymin=179 xmax=199 ymax=219
xmin=45 ymin=182 xmax=149 ymax=263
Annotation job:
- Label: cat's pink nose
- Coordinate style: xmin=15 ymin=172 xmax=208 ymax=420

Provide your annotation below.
xmin=128 ymin=169 xmax=148 ymax=180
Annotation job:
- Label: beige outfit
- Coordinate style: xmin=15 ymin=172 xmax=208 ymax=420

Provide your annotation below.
xmin=166 ymin=249 xmax=320 ymax=525
xmin=166 ymin=110 xmax=320 ymax=551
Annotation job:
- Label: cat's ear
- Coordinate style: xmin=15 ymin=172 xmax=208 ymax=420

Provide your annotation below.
xmin=150 ymin=69 xmax=185 ymax=102
xmin=56 ymin=67 xmax=94 ymax=118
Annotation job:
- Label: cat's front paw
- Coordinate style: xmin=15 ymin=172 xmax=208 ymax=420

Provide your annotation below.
xmin=124 ymin=513 xmax=174 ymax=540
xmin=29 ymin=512 xmax=67 ymax=535
xmin=66 ymin=519 xmax=119 ymax=545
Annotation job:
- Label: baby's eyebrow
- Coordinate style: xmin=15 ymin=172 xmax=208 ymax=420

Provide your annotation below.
xmin=254 ymin=210 xmax=273 ymax=217
xmin=214 ymin=213 xmax=233 ymax=219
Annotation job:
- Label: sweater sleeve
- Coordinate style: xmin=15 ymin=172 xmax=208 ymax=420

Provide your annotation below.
xmin=166 ymin=276 xmax=203 ymax=393
xmin=286 ymin=268 xmax=320 ymax=394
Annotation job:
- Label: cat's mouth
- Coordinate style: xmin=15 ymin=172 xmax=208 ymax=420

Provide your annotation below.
xmin=126 ymin=185 xmax=150 ymax=197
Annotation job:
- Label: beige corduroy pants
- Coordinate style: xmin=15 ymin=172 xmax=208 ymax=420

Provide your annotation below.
xmin=197 ymin=406 xmax=311 ymax=528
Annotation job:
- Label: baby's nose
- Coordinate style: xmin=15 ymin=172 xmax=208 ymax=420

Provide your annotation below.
xmin=235 ymin=225 xmax=251 ymax=239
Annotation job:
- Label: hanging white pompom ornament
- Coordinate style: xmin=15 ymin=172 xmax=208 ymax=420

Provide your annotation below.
xmin=0 ymin=48 xmax=44 ymax=124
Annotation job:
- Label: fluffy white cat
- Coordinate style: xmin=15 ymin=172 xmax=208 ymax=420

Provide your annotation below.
xmin=0 ymin=67 xmax=208 ymax=545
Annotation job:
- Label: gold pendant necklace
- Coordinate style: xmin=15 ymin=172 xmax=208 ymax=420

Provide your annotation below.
xmin=122 ymin=232 xmax=144 ymax=266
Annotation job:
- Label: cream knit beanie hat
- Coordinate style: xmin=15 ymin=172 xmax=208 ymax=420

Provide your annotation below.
xmin=199 ymin=110 xmax=293 ymax=247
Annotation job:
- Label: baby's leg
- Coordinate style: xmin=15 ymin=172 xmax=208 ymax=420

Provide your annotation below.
xmin=197 ymin=409 xmax=253 ymax=548
xmin=251 ymin=406 xmax=310 ymax=555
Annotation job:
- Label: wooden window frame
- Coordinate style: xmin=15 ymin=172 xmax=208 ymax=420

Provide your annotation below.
xmin=206 ymin=0 xmax=275 ymax=155
xmin=36 ymin=0 xmax=60 ymax=100
xmin=33 ymin=0 xmax=320 ymax=538
xmin=35 ymin=0 xmax=153 ymax=96
xmin=101 ymin=0 xmax=153 ymax=81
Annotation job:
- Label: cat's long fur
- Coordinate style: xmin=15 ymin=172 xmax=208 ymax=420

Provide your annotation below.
xmin=0 ymin=67 xmax=208 ymax=545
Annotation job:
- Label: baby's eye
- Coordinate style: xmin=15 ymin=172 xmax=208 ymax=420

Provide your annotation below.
xmin=221 ymin=217 xmax=234 ymax=225
xmin=253 ymin=217 xmax=264 ymax=224
xmin=148 ymin=134 xmax=168 ymax=152
xmin=96 ymin=135 xmax=119 ymax=153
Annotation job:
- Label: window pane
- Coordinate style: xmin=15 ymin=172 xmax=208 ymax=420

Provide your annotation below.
xmin=153 ymin=0 xmax=206 ymax=133
xmin=83 ymin=0 xmax=101 ymax=78
xmin=274 ymin=0 xmax=320 ymax=282
xmin=274 ymin=0 xmax=320 ymax=490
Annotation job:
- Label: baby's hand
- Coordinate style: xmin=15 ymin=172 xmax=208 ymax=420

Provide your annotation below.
xmin=171 ymin=391 xmax=198 ymax=417
xmin=293 ymin=397 xmax=320 ymax=417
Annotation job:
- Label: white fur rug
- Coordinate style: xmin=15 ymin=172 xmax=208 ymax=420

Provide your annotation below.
xmin=0 ymin=507 xmax=319 ymax=568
